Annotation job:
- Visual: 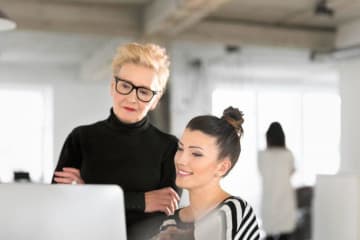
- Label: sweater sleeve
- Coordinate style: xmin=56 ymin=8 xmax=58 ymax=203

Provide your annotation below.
xmin=124 ymin=192 xmax=146 ymax=211
xmin=159 ymin=138 xmax=182 ymax=196
xmin=51 ymin=128 xmax=82 ymax=183
xmin=124 ymin=138 xmax=181 ymax=212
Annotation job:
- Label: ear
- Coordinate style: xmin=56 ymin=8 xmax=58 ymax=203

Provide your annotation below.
xmin=149 ymin=93 xmax=162 ymax=111
xmin=110 ymin=80 xmax=115 ymax=97
xmin=216 ymin=158 xmax=232 ymax=177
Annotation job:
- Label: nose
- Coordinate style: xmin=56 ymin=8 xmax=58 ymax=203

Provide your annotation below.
xmin=174 ymin=150 xmax=187 ymax=165
xmin=127 ymin=88 xmax=138 ymax=102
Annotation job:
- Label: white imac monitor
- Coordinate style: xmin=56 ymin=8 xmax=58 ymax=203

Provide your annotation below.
xmin=0 ymin=184 xmax=127 ymax=240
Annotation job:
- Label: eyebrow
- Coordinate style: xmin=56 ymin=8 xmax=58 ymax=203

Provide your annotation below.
xmin=178 ymin=141 xmax=204 ymax=150
xmin=189 ymin=146 xmax=204 ymax=150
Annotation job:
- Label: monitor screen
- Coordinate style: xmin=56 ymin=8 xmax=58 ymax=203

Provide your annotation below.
xmin=0 ymin=184 xmax=127 ymax=240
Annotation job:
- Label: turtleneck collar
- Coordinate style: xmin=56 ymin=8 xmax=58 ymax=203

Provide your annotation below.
xmin=105 ymin=108 xmax=150 ymax=134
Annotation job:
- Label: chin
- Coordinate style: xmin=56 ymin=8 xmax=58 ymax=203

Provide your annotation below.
xmin=176 ymin=179 xmax=196 ymax=190
xmin=175 ymin=179 xmax=187 ymax=189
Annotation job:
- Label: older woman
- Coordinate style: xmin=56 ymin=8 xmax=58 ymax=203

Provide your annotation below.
xmin=52 ymin=43 xmax=181 ymax=240
xmin=156 ymin=107 xmax=260 ymax=240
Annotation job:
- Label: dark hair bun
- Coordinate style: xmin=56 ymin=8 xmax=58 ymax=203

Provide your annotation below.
xmin=222 ymin=106 xmax=244 ymax=137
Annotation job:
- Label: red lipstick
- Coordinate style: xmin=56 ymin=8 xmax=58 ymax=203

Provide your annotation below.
xmin=124 ymin=107 xmax=136 ymax=112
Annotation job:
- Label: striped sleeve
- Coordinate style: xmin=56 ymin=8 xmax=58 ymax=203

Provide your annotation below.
xmin=219 ymin=197 xmax=260 ymax=240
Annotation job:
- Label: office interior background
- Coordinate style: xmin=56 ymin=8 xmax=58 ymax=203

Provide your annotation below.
xmin=0 ymin=0 xmax=359 ymax=239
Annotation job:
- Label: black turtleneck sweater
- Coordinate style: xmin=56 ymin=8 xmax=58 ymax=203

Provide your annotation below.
xmin=52 ymin=109 xmax=179 ymax=239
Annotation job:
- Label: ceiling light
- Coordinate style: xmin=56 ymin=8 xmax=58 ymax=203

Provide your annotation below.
xmin=315 ymin=0 xmax=334 ymax=17
xmin=0 ymin=9 xmax=16 ymax=31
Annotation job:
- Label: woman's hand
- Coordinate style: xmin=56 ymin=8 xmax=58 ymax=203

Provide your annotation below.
xmin=157 ymin=227 xmax=194 ymax=240
xmin=145 ymin=187 xmax=180 ymax=215
xmin=54 ymin=167 xmax=84 ymax=184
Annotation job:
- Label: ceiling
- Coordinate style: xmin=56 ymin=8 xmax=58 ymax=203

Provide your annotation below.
xmin=210 ymin=0 xmax=360 ymax=29
xmin=0 ymin=0 xmax=360 ymax=68
xmin=2 ymin=0 xmax=359 ymax=50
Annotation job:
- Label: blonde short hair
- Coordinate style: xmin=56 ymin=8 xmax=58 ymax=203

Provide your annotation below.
xmin=112 ymin=43 xmax=170 ymax=91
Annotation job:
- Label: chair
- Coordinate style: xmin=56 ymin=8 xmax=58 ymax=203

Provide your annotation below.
xmin=292 ymin=186 xmax=313 ymax=240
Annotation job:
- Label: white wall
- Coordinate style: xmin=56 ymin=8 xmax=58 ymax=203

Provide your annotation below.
xmin=314 ymin=174 xmax=360 ymax=240
xmin=314 ymin=19 xmax=360 ymax=240
xmin=0 ymin=62 xmax=111 ymax=182
xmin=169 ymin=41 xmax=338 ymax=136
xmin=339 ymin=59 xmax=360 ymax=174
xmin=169 ymin=42 xmax=217 ymax=137
xmin=53 ymin=82 xmax=111 ymax=170
xmin=314 ymin=59 xmax=360 ymax=240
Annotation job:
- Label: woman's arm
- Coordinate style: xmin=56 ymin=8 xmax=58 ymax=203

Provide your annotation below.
xmin=142 ymin=139 xmax=181 ymax=215
xmin=52 ymin=128 xmax=83 ymax=184
xmin=159 ymin=139 xmax=182 ymax=195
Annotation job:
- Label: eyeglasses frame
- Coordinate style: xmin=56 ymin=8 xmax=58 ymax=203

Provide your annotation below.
xmin=113 ymin=76 xmax=160 ymax=103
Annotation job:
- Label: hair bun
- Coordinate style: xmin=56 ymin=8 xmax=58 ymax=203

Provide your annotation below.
xmin=222 ymin=106 xmax=244 ymax=137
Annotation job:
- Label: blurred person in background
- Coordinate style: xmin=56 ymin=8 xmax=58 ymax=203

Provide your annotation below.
xmin=258 ymin=122 xmax=296 ymax=240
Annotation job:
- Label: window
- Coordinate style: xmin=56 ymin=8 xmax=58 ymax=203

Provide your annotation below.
xmin=212 ymin=88 xmax=340 ymax=209
xmin=0 ymin=87 xmax=53 ymax=183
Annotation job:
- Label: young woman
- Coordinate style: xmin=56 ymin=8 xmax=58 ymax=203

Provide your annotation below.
xmin=156 ymin=107 xmax=260 ymax=240
xmin=258 ymin=122 xmax=296 ymax=240
xmin=52 ymin=43 xmax=180 ymax=240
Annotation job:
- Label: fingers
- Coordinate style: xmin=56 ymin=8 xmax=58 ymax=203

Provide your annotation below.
xmin=164 ymin=206 xmax=171 ymax=216
xmin=63 ymin=167 xmax=84 ymax=184
xmin=54 ymin=171 xmax=76 ymax=179
xmin=164 ymin=196 xmax=177 ymax=215
xmin=53 ymin=176 xmax=73 ymax=184
xmin=53 ymin=168 xmax=84 ymax=184
xmin=152 ymin=201 xmax=173 ymax=216
xmin=161 ymin=187 xmax=180 ymax=214
xmin=157 ymin=187 xmax=180 ymax=203
xmin=166 ymin=187 xmax=180 ymax=201
xmin=62 ymin=167 xmax=81 ymax=175
xmin=145 ymin=187 xmax=180 ymax=215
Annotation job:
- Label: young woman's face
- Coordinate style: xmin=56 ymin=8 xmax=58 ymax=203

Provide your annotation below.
xmin=174 ymin=129 xmax=230 ymax=190
xmin=111 ymin=63 xmax=161 ymax=123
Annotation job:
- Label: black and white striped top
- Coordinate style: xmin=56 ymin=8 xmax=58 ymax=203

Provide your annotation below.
xmin=160 ymin=196 xmax=260 ymax=240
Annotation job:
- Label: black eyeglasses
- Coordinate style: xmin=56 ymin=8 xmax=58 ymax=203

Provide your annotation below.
xmin=114 ymin=76 xmax=160 ymax=103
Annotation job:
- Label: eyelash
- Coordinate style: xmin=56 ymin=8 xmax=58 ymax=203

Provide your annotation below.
xmin=192 ymin=153 xmax=203 ymax=157
xmin=177 ymin=146 xmax=203 ymax=157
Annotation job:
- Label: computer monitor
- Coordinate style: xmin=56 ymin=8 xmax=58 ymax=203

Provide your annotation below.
xmin=0 ymin=184 xmax=127 ymax=240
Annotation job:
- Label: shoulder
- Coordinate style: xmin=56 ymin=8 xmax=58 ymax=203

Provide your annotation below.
xmin=148 ymin=124 xmax=178 ymax=145
xmin=69 ymin=120 xmax=107 ymax=137
xmin=272 ymin=148 xmax=294 ymax=160
xmin=259 ymin=148 xmax=292 ymax=158
xmin=218 ymin=196 xmax=260 ymax=239
xmin=258 ymin=150 xmax=266 ymax=158
xmin=219 ymin=196 xmax=251 ymax=218
xmin=258 ymin=149 xmax=275 ymax=157
xmin=284 ymin=148 xmax=294 ymax=157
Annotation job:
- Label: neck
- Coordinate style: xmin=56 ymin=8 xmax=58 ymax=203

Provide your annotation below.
xmin=188 ymin=181 xmax=229 ymax=220
xmin=107 ymin=108 xmax=149 ymax=132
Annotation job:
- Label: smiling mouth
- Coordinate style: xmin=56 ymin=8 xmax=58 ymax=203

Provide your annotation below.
xmin=177 ymin=170 xmax=193 ymax=177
